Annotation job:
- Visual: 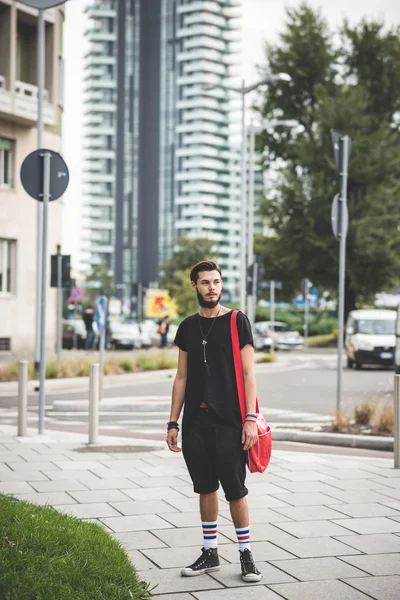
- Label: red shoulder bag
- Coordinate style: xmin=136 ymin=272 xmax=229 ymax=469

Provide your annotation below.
xmin=230 ymin=310 xmax=272 ymax=473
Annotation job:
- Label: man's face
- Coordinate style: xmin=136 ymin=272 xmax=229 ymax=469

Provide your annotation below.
xmin=192 ymin=270 xmax=222 ymax=309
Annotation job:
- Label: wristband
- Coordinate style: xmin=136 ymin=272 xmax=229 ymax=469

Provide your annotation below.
xmin=246 ymin=413 xmax=258 ymax=418
xmin=167 ymin=421 xmax=179 ymax=431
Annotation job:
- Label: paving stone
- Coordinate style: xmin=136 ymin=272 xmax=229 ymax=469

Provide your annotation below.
xmin=322 ymin=479 xmax=391 ymax=492
xmin=246 ymin=495 xmax=293 ymax=509
xmin=157 ymin=511 xmax=231 ymax=528
xmin=138 ymin=567 xmax=223 ymax=595
xmin=315 ymin=469 xmax=379 ymax=480
xmin=141 ymin=545 xmax=230 ymax=569
xmin=80 ymin=477 xmax=139 ymax=490
xmin=218 ymin=541 xmax=295 ymax=563
xmin=274 ymin=520 xmax=353 ymax=539
xmin=276 ymin=471 xmax=334 ymax=482
xmin=343 ymin=575 xmax=400 ymax=600
xmin=154 ymin=595 xmax=195 ymax=600
xmin=193 ymin=586 xmax=282 ymax=599
xmin=378 ymin=489 xmax=400 ymax=500
xmin=102 ymin=514 xmax=172 ymax=532
xmin=127 ymin=550 xmax=158 ymax=570
xmin=29 ymin=480 xmax=89 ymax=492
xmin=0 ymin=482 xmax=37 ymax=494
xmin=111 ymin=530 xmax=168 ymax=550
xmin=122 ymin=486 xmax=188 ymax=501
xmin=327 ymin=503 xmax=400 ymax=518
xmin=219 ymin=508 xmax=292 ymax=524
xmin=261 ymin=480 xmax=341 ymax=494
xmin=208 ymin=561 xmax=296 ymax=587
xmin=0 ymin=471 xmax=49 ymax=482
xmin=40 ymin=469 xmax=104 ymax=481
xmin=68 ymin=490 xmax=132 ymax=504
xmin=270 ymin=557 xmax=368 ymax=581
xmin=159 ymin=497 xmax=202 ymax=512
xmin=17 ymin=492 xmax=77 ymax=506
xmin=110 ymin=500 xmax=179 ymax=515
xmin=309 ymin=490 xmax=395 ymax=505
xmin=332 ymin=517 xmax=400 ymax=535
xmin=271 ymin=505 xmax=347 ymax=521
xmin=374 ymin=478 xmax=400 ymax=489
xmin=246 ymin=482 xmax=291 ymax=495
xmin=130 ymin=476 xmax=188 ymax=488
xmin=52 ymin=461 xmax=108 ymax=471
xmin=271 ymin=535 xmax=361 ymax=558
xmin=335 ymin=534 xmax=400 ymax=554
xmin=271 ymin=492 xmax=344 ymax=507
xmin=340 ymin=553 xmax=400 ymax=576
xmin=149 ymin=527 xmax=232 ymax=548
xmin=56 ymin=502 xmax=121 ymax=518
xmin=269 ymin=579 xmax=372 ymax=599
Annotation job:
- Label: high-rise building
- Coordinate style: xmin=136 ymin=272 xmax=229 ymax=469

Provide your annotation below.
xmin=175 ymin=0 xmax=241 ymax=301
xmin=0 ymin=1 xmax=65 ymax=356
xmin=82 ymin=0 xmax=244 ymax=309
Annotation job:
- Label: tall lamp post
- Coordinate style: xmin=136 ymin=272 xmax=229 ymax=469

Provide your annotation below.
xmin=246 ymin=118 xmax=297 ymax=325
xmin=20 ymin=0 xmax=69 ymax=372
xmin=203 ymin=73 xmax=291 ymax=312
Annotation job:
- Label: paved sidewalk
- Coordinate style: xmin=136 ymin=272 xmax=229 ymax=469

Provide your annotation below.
xmin=1 ymin=425 xmax=400 ymax=599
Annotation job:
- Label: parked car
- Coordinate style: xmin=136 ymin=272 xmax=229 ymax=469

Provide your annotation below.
xmin=345 ymin=309 xmax=396 ymax=369
xmin=253 ymin=323 xmax=273 ymax=352
xmin=108 ymin=322 xmax=151 ymax=350
xmin=254 ymin=321 xmax=304 ymax=351
xmin=62 ymin=319 xmax=87 ymax=349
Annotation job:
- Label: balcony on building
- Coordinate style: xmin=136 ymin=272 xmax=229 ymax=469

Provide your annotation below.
xmin=0 ymin=2 xmax=58 ymax=127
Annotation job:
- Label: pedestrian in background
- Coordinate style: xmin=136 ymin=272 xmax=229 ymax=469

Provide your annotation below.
xmin=167 ymin=260 xmax=262 ymax=583
xmin=158 ymin=315 xmax=170 ymax=348
xmin=83 ymin=306 xmax=96 ymax=350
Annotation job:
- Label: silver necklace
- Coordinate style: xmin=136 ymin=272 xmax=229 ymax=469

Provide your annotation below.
xmin=198 ymin=307 xmax=221 ymax=369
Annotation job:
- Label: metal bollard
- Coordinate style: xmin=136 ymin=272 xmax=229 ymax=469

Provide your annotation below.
xmin=395 ymin=375 xmax=400 ymax=468
xmin=89 ymin=363 xmax=99 ymax=445
xmin=18 ymin=361 xmax=28 ymax=437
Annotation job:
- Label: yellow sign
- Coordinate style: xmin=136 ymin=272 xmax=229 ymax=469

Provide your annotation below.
xmin=145 ymin=289 xmax=177 ymax=318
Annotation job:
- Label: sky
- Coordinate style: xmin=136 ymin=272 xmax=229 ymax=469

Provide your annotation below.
xmin=62 ymin=0 xmax=400 ymax=269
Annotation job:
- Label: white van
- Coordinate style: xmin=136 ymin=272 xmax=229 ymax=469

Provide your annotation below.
xmin=345 ymin=309 xmax=396 ymax=369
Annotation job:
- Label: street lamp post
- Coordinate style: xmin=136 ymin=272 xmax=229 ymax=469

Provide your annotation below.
xmin=202 ymin=73 xmax=291 ymax=312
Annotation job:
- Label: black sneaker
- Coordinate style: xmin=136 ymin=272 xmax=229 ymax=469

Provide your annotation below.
xmin=181 ymin=547 xmax=220 ymax=577
xmin=240 ymin=548 xmax=262 ymax=582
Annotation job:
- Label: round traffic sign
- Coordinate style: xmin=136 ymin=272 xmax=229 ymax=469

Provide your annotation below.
xmin=19 ymin=1 xmax=69 ymax=8
xmin=20 ymin=149 xmax=69 ymax=202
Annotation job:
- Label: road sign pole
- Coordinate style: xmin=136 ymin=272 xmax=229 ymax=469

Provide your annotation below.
xmin=304 ymin=278 xmax=309 ymax=347
xmin=34 ymin=7 xmax=45 ymax=371
xmin=57 ymin=253 xmax=62 ymax=369
xmin=270 ymin=280 xmax=275 ymax=352
xmin=38 ymin=151 xmax=51 ymax=434
xmin=336 ymin=135 xmax=349 ymax=414
xmin=247 ymin=123 xmax=256 ymax=324
xmin=99 ymin=329 xmax=105 ymax=401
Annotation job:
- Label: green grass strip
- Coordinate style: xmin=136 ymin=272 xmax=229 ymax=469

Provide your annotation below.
xmin=0 ymin=497 xmax=154 ymax=600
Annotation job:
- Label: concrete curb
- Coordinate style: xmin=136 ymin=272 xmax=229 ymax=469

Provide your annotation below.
xmin=273 ymin=427 xmax=394 ymax=451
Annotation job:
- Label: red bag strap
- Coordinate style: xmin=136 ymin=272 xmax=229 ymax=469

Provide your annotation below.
xmin=230 ymin=310 xmax=259 ymax=425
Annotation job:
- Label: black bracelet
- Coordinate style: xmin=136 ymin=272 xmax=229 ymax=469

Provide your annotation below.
xmin=167 ymin=421 xmax=179 ymax=431
xmin=246 ymin=413 xmax=258 ymax=418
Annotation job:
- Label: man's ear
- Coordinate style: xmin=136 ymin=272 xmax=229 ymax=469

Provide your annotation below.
xmin=190 ymin=280 xmax=196 ymax=291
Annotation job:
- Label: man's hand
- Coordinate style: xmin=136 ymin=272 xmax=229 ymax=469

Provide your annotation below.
xmin=166 ymin=428 xmax=181 ymax=453
xmin=242 ymin=420 xmax=258 ymax=451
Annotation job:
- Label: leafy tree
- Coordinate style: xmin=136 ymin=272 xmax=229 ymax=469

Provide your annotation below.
xmin=85 ymin=263 xmax=115 ymax=304
xmin=255 ymin=3 xmax=400 ymax=318
xmin=159 ymin=236 xmax=217 ymax=317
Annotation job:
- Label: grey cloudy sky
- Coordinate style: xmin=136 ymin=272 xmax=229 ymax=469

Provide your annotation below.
xmin=62 ymin=0 xmax=400 ymax=267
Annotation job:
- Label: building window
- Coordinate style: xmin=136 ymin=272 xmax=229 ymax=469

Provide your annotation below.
xmin=0 ymin=239 xmax=16 ymax=295
xmin=0 ymin=138 xmax=15 ymax=188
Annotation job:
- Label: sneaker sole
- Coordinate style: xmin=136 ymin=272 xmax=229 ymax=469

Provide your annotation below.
xmin=181 ymin=566 xmax=220 ymax=577
xmin=242 ymin=574 xmax=263 ymax=583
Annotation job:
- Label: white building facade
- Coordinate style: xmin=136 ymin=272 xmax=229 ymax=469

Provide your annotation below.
xmin=0 ymin=1 xmax=64 ymax=357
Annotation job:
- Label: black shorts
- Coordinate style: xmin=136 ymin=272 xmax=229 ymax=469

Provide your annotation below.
xmin=182 ymin=408 xmax=248 ymax=502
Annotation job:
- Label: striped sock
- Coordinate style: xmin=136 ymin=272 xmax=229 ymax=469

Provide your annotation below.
xmin=202 ymin=521 xmax=218 ymax=549
xmin=236 ymin=526 xmax=251 ymax=552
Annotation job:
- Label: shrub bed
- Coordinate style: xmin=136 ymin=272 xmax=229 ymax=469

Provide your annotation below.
xmin=0 ymin=497 xmax=153 ymax=600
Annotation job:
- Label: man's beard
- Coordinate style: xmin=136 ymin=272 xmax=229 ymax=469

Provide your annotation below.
xmin=196 ymin=289 xmax=221 ymax=309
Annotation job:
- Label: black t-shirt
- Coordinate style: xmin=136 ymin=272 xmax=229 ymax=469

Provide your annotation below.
xmin=174 ymin=310 xmax=253 ymax=429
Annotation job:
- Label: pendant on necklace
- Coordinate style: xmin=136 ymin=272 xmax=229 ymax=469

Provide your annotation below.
xmin=202 ymin=340 xmax=207 ymax=345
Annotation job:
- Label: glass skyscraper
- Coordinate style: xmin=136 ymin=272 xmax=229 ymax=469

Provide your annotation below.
xmin=82 ymin=0 xmax=243 ymax=310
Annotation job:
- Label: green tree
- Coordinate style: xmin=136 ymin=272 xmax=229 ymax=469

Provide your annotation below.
xmin=255 ymin=3 xmax=400 ymax=317
xmin=159 ymin=236 xmax=217 ymax=316
xmin=85 ymin=263 xmax=115 ymax=304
